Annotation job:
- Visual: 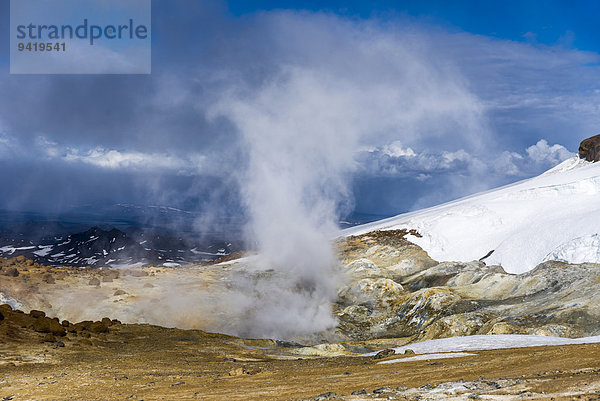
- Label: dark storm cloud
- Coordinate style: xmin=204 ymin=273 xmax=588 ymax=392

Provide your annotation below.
xmin=1 ymin=1 xmax=599 ymax=218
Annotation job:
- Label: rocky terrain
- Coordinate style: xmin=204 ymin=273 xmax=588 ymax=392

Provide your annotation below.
xmin=335 ymin=230 xmax=600 ymax=341
xmin=579 ymin=134 xmax=600 ymax=162
xmin=3 ymin=294 xmax=600 ymax=400
xmin=3 ymin=224 xmax=600 ymax=399
xmin=3 ymin=227 xmax=600 ymax=343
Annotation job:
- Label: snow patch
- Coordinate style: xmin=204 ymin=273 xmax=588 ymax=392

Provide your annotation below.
xmin=364 ymin=334 xmax=600 ymax=356
xmin=544 ymin=234 xmax=600 ymax=264
xmin=0 ymin=246 xmax=35 ymax=255
xmin=33 ymin=245 xmax=54 ymax=256
xmin=377 ymin=352 xmax=476 ymax=364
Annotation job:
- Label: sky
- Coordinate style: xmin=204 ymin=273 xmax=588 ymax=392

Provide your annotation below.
xmin=0 ymin=0 xmax=599 ymax=228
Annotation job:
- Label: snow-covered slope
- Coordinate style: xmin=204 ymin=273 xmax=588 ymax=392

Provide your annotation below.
xmin=344 ymin=157 xmax=600 ymax=274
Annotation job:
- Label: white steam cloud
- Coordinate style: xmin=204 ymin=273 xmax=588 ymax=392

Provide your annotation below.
xmin=11 ymin=12 xmax=493 ymax=341
xmin=204 ymin=13 xmax=489 ymax=338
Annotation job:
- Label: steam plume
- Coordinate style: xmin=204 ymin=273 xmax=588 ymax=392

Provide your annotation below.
xmin=15 ymin=12 xmax=490 ymax=342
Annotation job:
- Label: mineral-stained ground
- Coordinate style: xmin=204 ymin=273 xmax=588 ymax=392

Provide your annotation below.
xmin=3 ymin=230 xmax=600 ymax=400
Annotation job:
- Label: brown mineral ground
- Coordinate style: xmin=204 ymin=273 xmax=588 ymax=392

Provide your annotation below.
xmin=2 ymin=303 xmax=600 ymax=400
xmin=3 ymin=250 xmax=600 ymax=400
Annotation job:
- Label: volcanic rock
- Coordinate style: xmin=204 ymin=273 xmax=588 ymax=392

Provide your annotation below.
xmin=335 ymin=230 xmax=600 ymax=341
xmin=373 ymin=348 xmax=395 ymax=360
xmin=579 ymin=134 xmax=600 ymax=162
xmin=33 ymin=316 xmax=66 ymax=336
xmin=373 ymin=386 xmax=393 ymax=394
xmin=29 ymin=310 xmax=46 ymax=318
xmin=3 ymin=267 xmax=19 ymax=277
xmin=88 ymin=321 xmax=109 ymax=333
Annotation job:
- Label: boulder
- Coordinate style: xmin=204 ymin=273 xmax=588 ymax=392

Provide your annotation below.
xmin=33 ymin=316 xmax=66 ymax=336
xmin=579 ymin=134 xmax=600 ymax=162
xmin=3 ymin=268 xmax=19 ymax=277
xmin=29 ymin=310 xmax=46 ymax=318
xmin=88 ymin=277 xmax=101 ymax=286
xmin=88 ymin=321 xmax=109 ymax=333
xmin=373 ymin=348 xmax=395 ymax=360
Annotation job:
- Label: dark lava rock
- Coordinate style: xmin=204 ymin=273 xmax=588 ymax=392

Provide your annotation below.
xmin=373 ymin=386 xmax=392 ymax=394
xmin=373 ymin=348 xmax=396 ymax=360
xmin=314 ymin=392 xmax=336 ymax=400
xmin=33 ymin=317 xmax=66 ymax=336
xmin=69 ymin=320 xmax=108 ymax=333
xmin=579 ymin=134 xmax=600 ymax=162
xmin=3 ymin=268 xmax=19 ymax=277
xmin=351 ymin=390 xmax=367 ymax=395
xmin=29 ymin=310 xmax=46 ymax=319
xmin=70 ymin=321 xmax=92 ymax=332
xmin=88 ymin=321 xmax=109 ymax=333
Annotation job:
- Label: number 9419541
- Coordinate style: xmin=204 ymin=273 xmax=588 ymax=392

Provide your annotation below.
xmin=18 ymin=42 xmax=66 ymax=52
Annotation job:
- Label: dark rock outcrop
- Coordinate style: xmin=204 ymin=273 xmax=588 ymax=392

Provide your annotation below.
xmin=32 ymin=316 xmax=66 ymax=336
xmin=579 ymin=134 xmax=600 ymax=162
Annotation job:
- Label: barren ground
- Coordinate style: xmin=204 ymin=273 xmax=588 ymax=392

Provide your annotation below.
xmin=2 ymin=255 xmax=600 ymax=400
xmin=3 ymin=313 xmax=600 ymax=400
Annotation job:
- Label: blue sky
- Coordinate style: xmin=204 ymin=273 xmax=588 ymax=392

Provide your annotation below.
xmin=0 ymin=0 xmax=599 ymax=227
xmin=230 ymin=0 xmax=600 ymax=51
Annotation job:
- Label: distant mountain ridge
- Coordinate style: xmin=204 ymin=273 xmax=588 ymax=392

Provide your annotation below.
xmin=0 ymin=226 xmax=239 ymax=268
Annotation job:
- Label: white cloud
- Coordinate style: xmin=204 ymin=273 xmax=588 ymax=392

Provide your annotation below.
xmin=62 ymin=147 xmax=205 ymax=173
xmin=35 ymin=136 xmax=60 ymax=158
xmin=381 ymin=141 xmax=416 ymax=157
xmin=0 ymin=132 xmax=16 ymax=159
xmin=526 ymin=139 xmax=574 ymax=165
xmin=357 ymin=139 xmax=573 ymax=180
